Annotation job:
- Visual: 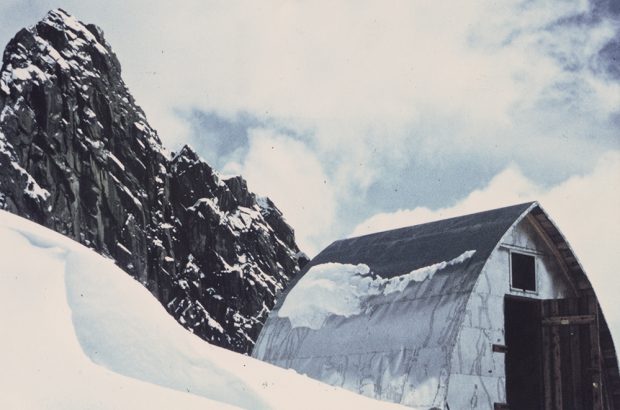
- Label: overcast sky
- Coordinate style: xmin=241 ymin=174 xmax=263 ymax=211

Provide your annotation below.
xmin=1 ymin=0 xmax=619 ymax=338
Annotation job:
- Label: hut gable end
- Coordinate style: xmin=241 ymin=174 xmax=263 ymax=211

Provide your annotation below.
xmin=446 ymin=212 xmax=578 ymax=408
xmin=253 ymin=202 xmax=619 ymax=410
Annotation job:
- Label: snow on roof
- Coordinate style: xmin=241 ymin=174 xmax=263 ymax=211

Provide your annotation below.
xmin=279 ymin=249 xmax=476 ymax=330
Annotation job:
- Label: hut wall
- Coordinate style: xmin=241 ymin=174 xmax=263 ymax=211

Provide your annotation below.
xmin=252 ymin=279 xmax=471 ymax=408
xmin=445 ymin=217 xmax=576 ymax=409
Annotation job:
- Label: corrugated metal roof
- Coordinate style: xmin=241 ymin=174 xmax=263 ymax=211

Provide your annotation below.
xmin=308 ymin=201 xmax=535 ymax=279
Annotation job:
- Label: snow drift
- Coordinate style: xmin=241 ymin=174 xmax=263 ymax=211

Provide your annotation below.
xmin=278 ymin=250 xmax=476 ymax=330
xmin=0 ymin=211 xmax=403 ymax=409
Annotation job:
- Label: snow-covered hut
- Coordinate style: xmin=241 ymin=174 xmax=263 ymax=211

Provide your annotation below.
xmin=253 ymin=202 xmax=619 ymax=409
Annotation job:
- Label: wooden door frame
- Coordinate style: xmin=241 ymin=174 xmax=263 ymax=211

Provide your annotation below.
xmin=540 ymin=296 xmax=604 ymax=410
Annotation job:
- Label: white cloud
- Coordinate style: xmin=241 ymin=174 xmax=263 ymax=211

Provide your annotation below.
xmin=3 ymin=0 xmax=613 ymax=184
xmin=91 ymin=0 xmax=615 ymax=281
xmin=1 ymin=2 xmax=616 ymax=226
xmin=225 ymin=129 xmax=336 ymax=255
xmin=351 ymin=165 xmax=540 ymax=236
xmin=351 ymin=150 xmax=620 ymax=344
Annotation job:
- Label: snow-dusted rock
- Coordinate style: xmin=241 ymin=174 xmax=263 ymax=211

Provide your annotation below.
xmin=0 ymin=8 xmax=307 ymax=353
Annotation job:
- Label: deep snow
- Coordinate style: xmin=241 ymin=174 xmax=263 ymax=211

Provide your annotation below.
xmin=0 ymin=211 xmax=403 ymax=409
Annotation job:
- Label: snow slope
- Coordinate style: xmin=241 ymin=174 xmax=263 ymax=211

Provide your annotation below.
xmin=0 ymin=211 xmax=403 ymax=410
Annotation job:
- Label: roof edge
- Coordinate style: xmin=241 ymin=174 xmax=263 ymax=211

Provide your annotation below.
xmin=340 ymin=201 xmax=538 ymax=244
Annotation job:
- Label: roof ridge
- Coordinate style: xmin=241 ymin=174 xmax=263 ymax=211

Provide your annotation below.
xmin=341 ymin=201 xmax=537 ymax=243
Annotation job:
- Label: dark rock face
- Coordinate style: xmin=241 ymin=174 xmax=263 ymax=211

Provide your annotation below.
xmin=0 ymin=9 xmax=307 ymax=353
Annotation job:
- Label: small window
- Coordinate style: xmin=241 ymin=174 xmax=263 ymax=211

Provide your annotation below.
xmin=511 ymin=252 xmax=536 ymax=292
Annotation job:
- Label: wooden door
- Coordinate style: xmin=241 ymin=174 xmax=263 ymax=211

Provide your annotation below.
xmin=505 ymin=297 xmax=544 ymax=409
xmin=540 ymin=296 xmax=604 ymax=410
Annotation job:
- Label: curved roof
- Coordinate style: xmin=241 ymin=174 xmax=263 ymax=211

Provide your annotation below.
xmin=309 ymin=202 xmax=534 ymax=279
xmin=253 ymin=202 xmax=618 ymax=408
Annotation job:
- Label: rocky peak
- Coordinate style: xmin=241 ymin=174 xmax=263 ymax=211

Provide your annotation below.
xmin=173 ymin=144 xmax=201 ymax=163
xmin=0 ymin=10 xmax=303 ymax=354
xmin=3 ymin=8 xmax=123 ymax=99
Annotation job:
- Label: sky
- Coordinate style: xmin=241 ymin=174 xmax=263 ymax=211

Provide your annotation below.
xmin=1 ymin=1 xmax=619 ymax=332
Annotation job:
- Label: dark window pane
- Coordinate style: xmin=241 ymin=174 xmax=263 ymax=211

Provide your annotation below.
xmin=511 ymin=253 xmax=536 ymax=291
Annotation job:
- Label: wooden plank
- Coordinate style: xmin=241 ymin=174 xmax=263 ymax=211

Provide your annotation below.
xmin=551 ymin=300 xmax=563 ymax=410
xmin=559 ymin=302 xmax=573 ymax=409
xmin=588 ymin=297 xmax=604 ymax=410
xmin=576 ymin=280 xmax=591 ymax=290
xmin=542 ymin=315 xmax=595 ymax=326
xmin=542 ymin=301 xmax=554 ymax=410
xmin=579 ymin=306 xmax=595 ymax=410
xmin=567 ymin=299 xmax=584 ymax=409
xmin=539 ymin=219 xmax=554 ymax=227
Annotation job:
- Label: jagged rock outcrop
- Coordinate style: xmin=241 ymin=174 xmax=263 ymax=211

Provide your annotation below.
xmin=0 ymin=9 xmax=308 ymax=353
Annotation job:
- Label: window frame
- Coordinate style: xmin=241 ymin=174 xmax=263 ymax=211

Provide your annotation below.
xmin=509 ymin=250 xmax=538 ymax=294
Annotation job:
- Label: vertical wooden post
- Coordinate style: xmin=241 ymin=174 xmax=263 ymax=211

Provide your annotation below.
xmin=567 ymin=298 xmax=583 ymax=408
xmin=542 ymin=301 xmax=554 ymax=409
xmin=551 ymin=300 xmax=563 ymax=410
xmin=588 ymin=296 xmax=604 ymax=410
